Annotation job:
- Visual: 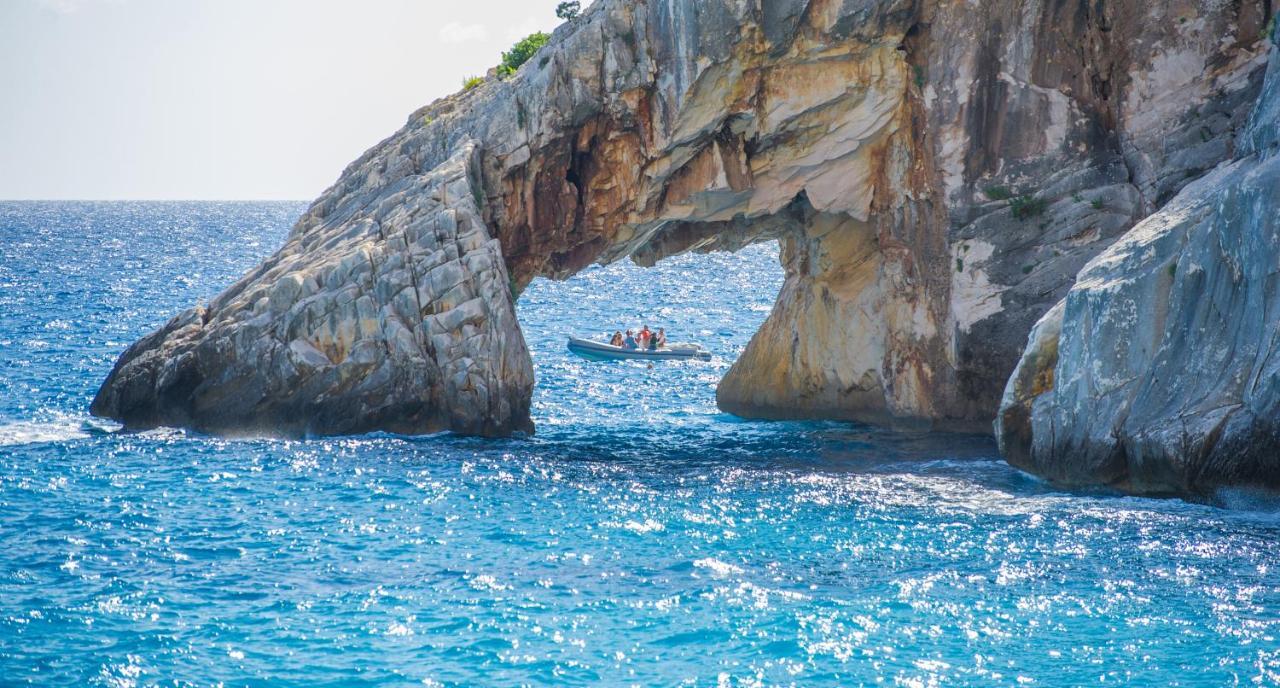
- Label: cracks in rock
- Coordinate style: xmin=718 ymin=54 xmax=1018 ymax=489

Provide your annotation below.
xmin=565 ymin=141 xmax=593 ymax=221
xmin=401 ymin=222 xmax=432 ymax=360
xmin=597 ymin=18 xmax=609 ymax=103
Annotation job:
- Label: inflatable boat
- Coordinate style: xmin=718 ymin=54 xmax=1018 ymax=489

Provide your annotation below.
xmin=566 ymin=337 xmax=711 ymax=362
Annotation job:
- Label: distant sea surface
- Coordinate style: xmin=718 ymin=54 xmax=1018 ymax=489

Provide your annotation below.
xmin=2 ymin=201 xmax=1278 ymax=686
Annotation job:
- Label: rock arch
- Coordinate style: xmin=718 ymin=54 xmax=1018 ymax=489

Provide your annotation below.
xmin=92 ymin=0 xmax=1273 ymax=439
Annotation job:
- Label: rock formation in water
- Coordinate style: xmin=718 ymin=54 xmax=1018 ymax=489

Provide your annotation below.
xmin=998 ymin=27 xmax=1280 ymax=496
xmin=93 ymin=144 xmax=532 ymax=437
xmin=93 ymin=0 xmax=1273 ymax=459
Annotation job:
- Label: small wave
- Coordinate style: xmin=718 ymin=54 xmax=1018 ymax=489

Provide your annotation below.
xmin=0 ymin=414 xmax=120 ymax=446
xmin=0 ymin=416 xmax=99 ymax=446
xmin=604 ymin=518 xmax=665 ymax=534
xmin=692 ymin=557 xmax=744 ymax=577
xmin=1214 ymin=486 xmax=1280 ymax=514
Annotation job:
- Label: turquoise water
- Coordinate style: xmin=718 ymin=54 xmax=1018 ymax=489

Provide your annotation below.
xmin=2 ymin=201 xmax=1279 ymax=686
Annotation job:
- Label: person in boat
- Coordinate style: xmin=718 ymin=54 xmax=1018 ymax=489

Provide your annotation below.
xmin=609 ymin=331 xmax=624 ymax=347
xmin=638 ymin=325 xmax=652 ymax=349
xmin=647 ymin=330 xmax=659 ymax=351
xmin=623 ymin=330 xmax=638 ymax=349
xmin=656 ymin=328 xmax=667 ymax=348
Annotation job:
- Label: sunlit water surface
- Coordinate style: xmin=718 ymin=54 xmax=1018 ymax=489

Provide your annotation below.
xmin=1 ymin=202 xmax=1278 ymax=686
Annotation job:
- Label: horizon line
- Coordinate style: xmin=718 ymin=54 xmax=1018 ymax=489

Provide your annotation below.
xmin=0 ymin=198 xmax=312 ymax=203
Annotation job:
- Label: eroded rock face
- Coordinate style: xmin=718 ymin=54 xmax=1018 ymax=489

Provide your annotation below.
xmin=929 ymin=0 xmax=1270 ymax=419
xmin=92 ymin=143 xmax=533 ymax=437
xmin=94 ymin=0 xmax=1272 ymax=440
xmin=998 ymin=34 xmax=1280 ymax=496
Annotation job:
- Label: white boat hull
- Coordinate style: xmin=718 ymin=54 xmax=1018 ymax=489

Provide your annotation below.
xmin=566 ymin=337 xmax=711 ymax=361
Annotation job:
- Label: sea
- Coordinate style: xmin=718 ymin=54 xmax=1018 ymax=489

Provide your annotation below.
xmin=1 ymin=201 xmax=1278 ymax=686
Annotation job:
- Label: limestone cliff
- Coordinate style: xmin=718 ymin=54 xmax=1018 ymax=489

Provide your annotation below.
xmin=92 ymin=144 xmax=531 ymax=437
xmin=93 ymin=0 xmax=1272 ymax=443
xmin=998 ymin=28 xmax=1280 ymax=497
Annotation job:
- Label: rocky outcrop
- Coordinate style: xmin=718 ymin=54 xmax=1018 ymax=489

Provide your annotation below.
xmin=998 ymin=31 xmax=1280 ymax=496
xmin=92 ymin=143 xmax=533 ymax=437
xmin=94 ymin=0 xmax=1272 ymax=441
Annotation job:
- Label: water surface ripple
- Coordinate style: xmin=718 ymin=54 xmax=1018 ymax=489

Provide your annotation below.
xmin=1 ymin=202 xmax=1278 ymax=686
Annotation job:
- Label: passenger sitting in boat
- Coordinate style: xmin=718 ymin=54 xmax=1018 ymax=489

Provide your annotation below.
xmin=623 ymin=330 xmax=638 ymax=349
xmin=638 ymin=325 xmax=652 ymax=349
xmin=609 ymin=331 xmax=624 ymax=347
xmin=656 ymin=328 xmax=667 ymax=348
xmin=647 ymin=332 xmax=659 ymax=351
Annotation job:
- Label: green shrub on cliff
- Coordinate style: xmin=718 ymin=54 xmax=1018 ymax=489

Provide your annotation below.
xmin=497 ymin=32 xmax=551 ymax=78
xmin=1010 ymin=194 xmax=1048 ymax=220
xmin=462 ymin=75 xmax=484 ymax=91
xmin=984 ymin=185 xmax=1012 ymax=201
xmin=556 ymin=1 xmax=581 ymax=20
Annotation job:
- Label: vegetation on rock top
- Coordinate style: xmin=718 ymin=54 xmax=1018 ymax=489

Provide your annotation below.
xmin=497 ymin=32 xmax=551 ymax=78
xmin=556 ymin=2 xmax=581 ymax=20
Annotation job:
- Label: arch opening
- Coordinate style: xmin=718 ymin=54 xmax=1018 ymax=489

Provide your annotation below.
xmin=506 ymin=192 xmax=912 ymax=432
xmin=514 ymin=240 xmax=784 ymax=437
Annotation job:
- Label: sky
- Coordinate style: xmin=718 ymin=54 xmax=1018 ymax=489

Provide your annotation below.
xmin=0 ymin=0 xmax=567 ymax=200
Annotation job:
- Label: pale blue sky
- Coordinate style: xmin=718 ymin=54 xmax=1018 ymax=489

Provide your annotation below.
xmin=0 ymin=0 xmax=567 ymax=199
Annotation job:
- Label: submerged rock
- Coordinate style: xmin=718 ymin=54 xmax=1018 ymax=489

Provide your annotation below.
xmin=998 ymin=29 xmax=1280 ymax=495
xmin=94 ymin=0 xmax=1272 ymax=442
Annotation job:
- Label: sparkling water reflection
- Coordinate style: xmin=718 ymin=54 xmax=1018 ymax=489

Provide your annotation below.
xmin=1 ymin=202 xmax=1278 ymax=686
